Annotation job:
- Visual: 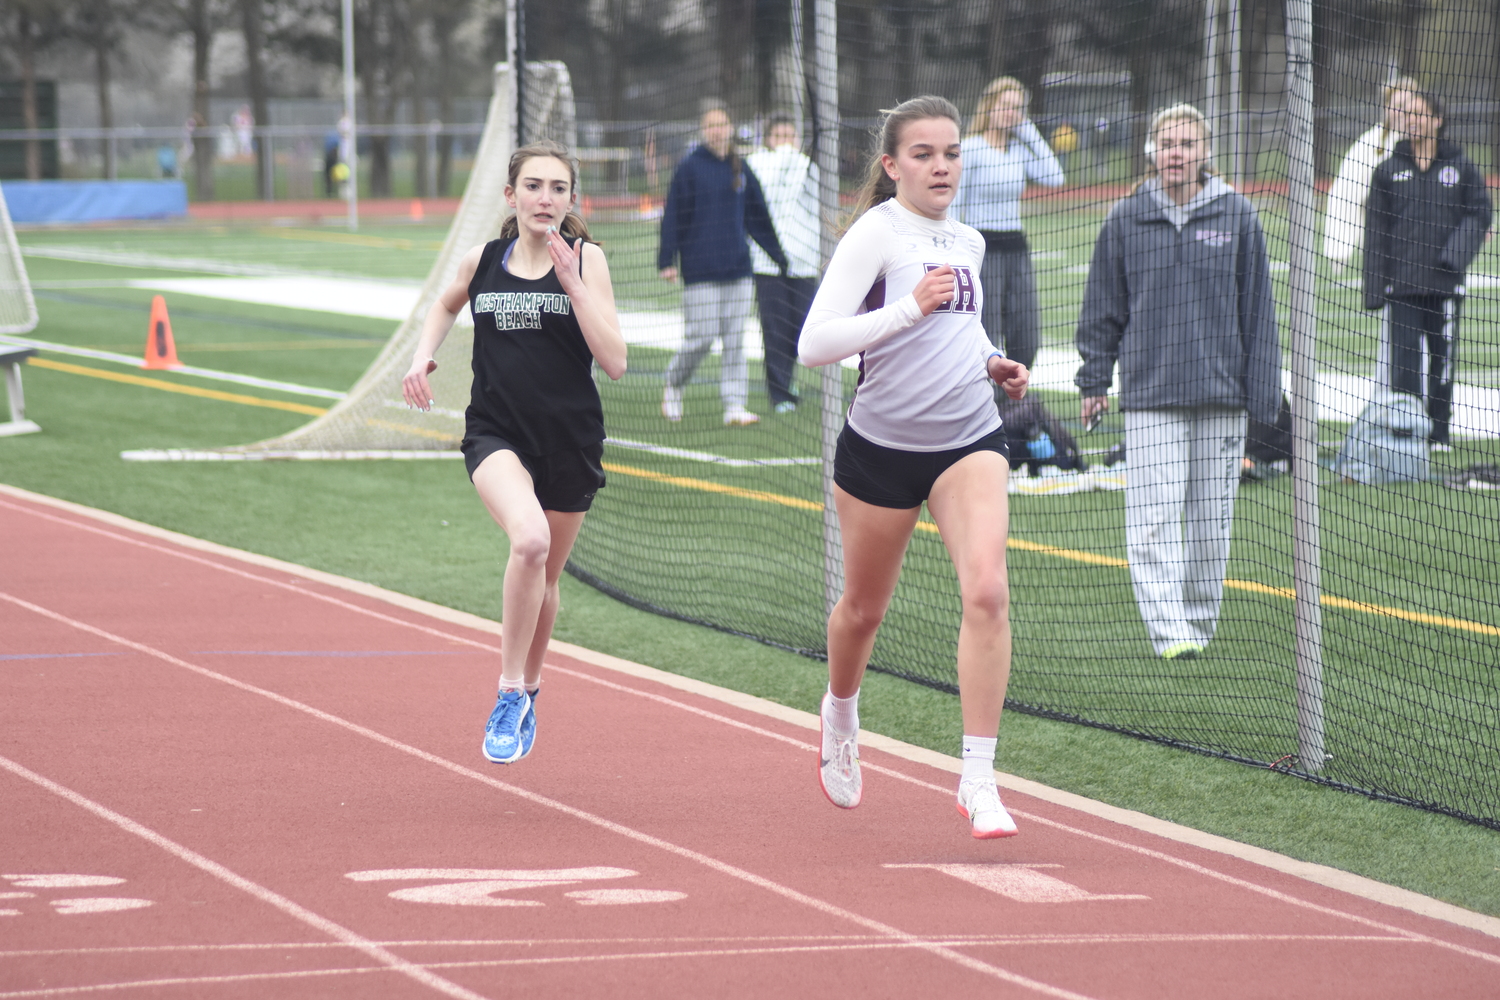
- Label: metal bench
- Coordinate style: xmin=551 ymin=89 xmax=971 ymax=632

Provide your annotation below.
xmin=0 ymin=346 xmax=41 ymax=437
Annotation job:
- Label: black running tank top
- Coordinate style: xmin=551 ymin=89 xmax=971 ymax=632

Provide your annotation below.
xmin=466 ymin=237 xmax=604 ymax=455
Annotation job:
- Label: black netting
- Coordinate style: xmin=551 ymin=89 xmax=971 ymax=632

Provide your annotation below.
xmin=516 ymin=0 xmax=1500 ymax=828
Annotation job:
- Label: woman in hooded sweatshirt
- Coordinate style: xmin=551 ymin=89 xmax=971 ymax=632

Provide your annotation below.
xmin=658 ymin=102 xmax=789 ymax=426
xmin=1074 ymin=104 xmax=1281 ymax=661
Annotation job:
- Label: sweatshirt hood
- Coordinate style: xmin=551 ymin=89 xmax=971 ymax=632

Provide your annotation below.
xmin=1145 ymin=174 xmax=1234 ymax=230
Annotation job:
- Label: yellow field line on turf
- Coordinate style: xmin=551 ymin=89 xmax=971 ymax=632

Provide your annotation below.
xmin=26 ymin=358 xmax=329 ymax=417
xmin=604 ymin=459 xmax=1499 ymax=638
xmin=603 ymin=461 xmax=823 ymax=511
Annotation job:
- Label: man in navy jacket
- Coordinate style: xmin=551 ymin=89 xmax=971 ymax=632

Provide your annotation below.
xmin=658 ymin=105 xmax=788 ymax=426
xmin=1363 ymin=90 xmax=1492 ymax=449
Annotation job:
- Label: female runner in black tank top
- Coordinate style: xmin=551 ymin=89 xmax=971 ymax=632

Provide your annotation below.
xmin=402 ymin=141 xmax=627 ymax=766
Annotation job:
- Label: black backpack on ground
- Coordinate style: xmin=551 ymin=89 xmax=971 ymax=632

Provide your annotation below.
xmin=996 ymin=395 xmax=1086 ymax=477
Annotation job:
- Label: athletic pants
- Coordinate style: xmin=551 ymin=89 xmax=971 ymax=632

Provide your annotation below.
xmin=753 ymin=274 xmax=816 ymax=407
xmin=665 ymin=278 xmax=754 ymax=410
xmin=979 ymin=245 xmax=1040 ymax=371
xmin=1124 ymin=408 xmax=1247 ymax=655
xmin=1388 ymin=293 xmax=1460 ymax=445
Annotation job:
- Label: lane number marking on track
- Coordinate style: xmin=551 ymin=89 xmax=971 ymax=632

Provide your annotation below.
xmin=885 ymin=864 xmax=1151 ymax=904
xmin=345 ymin=868 xmax=686 ymax=907
xmin=1 ymin=874 xmax=154 ymax=915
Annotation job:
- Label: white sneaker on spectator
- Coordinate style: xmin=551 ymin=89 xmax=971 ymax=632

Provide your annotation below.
xmin=724 ymin=407 xmax=759 ymax=426
xmin=662 ymin=386 xmax=682 ymax=422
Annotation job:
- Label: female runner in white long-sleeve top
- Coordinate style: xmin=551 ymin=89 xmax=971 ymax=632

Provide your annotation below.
xmin=798 ymin=95 xmax=1030 ymax=839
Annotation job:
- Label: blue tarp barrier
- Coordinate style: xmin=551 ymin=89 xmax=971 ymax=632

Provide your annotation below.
xmin=1 ymin=181 xmax=188 ymax=223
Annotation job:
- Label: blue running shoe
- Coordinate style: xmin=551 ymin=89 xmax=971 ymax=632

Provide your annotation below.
xmin=482 ymin=689 xmax=530 ymax=764
xmin=518 ymin=689 xmax=538 ymax=759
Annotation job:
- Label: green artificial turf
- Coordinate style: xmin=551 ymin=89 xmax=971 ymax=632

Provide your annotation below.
xmin=4 ymin=216 xmax=1498 ymax=921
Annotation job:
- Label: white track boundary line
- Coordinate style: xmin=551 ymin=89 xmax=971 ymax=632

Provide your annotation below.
xmin=0 ymin=753 xmax=490 ymax=1000
xmin=1 ymin=592 xmax=1099 ymax=1000
xmin=3 ymin=481 xmax=1499 ymax=946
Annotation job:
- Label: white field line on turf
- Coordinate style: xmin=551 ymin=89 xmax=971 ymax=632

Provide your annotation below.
xmin=3 ymin=533 xmax=1499 ymax=979
xmin=3 ymin=485 xmax=1500 ymax=945
xmin=17 ymin=244 xmax=397 ymax=282
xmin=0 ymin=594 xmax=1103 ymax=1000
xmin=0 ymin=335 xmax=347 ymax=400
xmin=117 ymin=438 xmax=821 ymax=467
xmin=0 ymin=931 xmax=1416 ymax=961
xmin=0 ymin=754 xmax=491 ymax=1000
xmin=0 ymin=937 xmax=1427 ymax=1000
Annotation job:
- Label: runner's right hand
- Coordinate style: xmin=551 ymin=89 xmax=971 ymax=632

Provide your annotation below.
xmin=912 ymin=265 xmax=956 ymax=316
xmin=402 ymin=358 xmax=438 ymax=411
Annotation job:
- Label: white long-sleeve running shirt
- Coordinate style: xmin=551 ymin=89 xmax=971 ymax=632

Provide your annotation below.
xmin=798 ymin=198 xmax=1002 ymax=452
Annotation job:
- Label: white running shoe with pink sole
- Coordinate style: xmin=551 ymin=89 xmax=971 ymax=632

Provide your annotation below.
xmin=818 ymin=695 xmax=862 ymax=809
xmin=956 ymin=779 xmax=1018 ymax=839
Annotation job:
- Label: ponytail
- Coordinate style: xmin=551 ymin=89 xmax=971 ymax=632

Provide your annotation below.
xmin=841 ymin=95 xmax=963 ymax=235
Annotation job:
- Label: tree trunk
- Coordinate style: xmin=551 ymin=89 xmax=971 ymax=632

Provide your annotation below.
xmin=410 ymin=24 xmax=428 ymax=199
xmin=986 ymin=0 xmax=1007 ymax=78
xmin=1398 ymin=0 xmax=1424 ymax=78
xmin=19 ymin=8 xmax=40 ymax=181
xmin=1128 ymin=49 xmax=1153 ymax=178
xmin=192 ymin=0 xmax=215 ymax=200
xmin=95 ymin=41 xmax=114 ymax=180
xmin=240 ymin=0 xmax=270 ymax=199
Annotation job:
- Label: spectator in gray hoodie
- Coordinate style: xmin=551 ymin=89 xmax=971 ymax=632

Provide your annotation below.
xmin=1074 ymin=103 xmax=1281 ymax=660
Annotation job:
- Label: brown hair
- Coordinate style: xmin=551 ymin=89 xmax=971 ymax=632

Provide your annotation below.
xmin=1379 ymin=75 xmax=1423 ymax=143
xmin=1132 ymin=102 xmax=1219 ymax=192
xmin=700 ymin=100 xmax=744 ymax=190
xmin=966 ymin=76 xmax=1029 ymax=139
xmin=498 ymin=140 xmax=595 ymax=242
xmin=843 ymin=95 xmax=963 ymax=232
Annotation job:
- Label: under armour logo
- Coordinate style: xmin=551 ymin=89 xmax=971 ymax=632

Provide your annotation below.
xmin=931 ymin=234 xmax=951 ymax=249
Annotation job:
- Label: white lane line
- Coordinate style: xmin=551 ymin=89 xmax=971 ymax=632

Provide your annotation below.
xmin=0 ymin=591 xmax=1098 ymax=1000
xmin=0 ymin=932 xmax=1415 ymax=961
xmin=0 ymin=935 xmax=1425 ymax=998
xmin=0 ymin=760 xmax=490 ymax=1000
xmin=6 ymin=493 xmax=1500 ymax=954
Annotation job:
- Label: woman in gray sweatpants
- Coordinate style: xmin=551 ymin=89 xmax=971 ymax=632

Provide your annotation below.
xmin=1075 ymin=105 xmax=1281 ymax=660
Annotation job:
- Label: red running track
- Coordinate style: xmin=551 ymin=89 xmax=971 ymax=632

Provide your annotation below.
xmin=2 ymin=484 xmax=1497 ymax=999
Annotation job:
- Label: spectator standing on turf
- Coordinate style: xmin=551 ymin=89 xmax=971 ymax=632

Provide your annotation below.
xmin=659 ymin=103 xmax=788 ymax=426
xmin=1324 ymin=78 xmax=1421 ymax=267
xmin=401 ymin=140 xmax=626 ymax=765
xmin=1363 ymin=88 xmax=1493 ymax=452
xmin=799 ymin=96 xmax=1031 ymax=840
xmin=951 ymin=76 xmax=1065 ymax=373
xmin=747 ymin=111 xmax=821 ymax=414
xmin=1075 ymin=104 xmax=1280 ymax=661
xmin=1324 ymin=78 xmax=1420 ymax=385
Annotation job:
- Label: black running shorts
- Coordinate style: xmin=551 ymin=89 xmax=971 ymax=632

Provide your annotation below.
xmin=833 ymin=425 xmax=1010 ymax=509
xmin=462 ymin=433 xmax=606 ymax=513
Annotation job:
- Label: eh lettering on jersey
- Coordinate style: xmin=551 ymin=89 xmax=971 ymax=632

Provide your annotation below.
xmin=921 ymin=263 xmax=978 ymax=314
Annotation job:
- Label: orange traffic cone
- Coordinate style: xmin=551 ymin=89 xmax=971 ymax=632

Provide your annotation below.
xmin=142 ymin=295 xmax=183 ymax=370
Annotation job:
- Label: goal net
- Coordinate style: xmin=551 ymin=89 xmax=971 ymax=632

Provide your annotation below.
xmin=211 ymin=61 xmax=576 ymax=458
xmin=0 ymin=184 xmax=39 ymax=335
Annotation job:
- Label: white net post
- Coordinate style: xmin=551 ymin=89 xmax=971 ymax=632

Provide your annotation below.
xmin=0 ymin=186 xmax=39 ymax=336
xmin=813 ymin=0 xmax=844 ymax=619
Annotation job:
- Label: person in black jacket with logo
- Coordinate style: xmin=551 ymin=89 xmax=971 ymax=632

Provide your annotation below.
xmin=1364 ymin=89 xmax=1493 ymax=450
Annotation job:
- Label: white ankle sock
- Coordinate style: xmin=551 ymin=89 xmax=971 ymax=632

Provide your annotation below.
xmin=961 ymin=735 xmax=998 ymax=785
xmin=824 ymin=688 xmax=859 ymax=736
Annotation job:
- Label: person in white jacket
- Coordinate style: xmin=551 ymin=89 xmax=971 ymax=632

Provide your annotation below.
xmin=1324 ymin=78 xmax=1421 ymax=385
xmin=747 ymin=112 xmax=822 ymax=413
xmin=1323 ymin=77 xmax=1421 ymax=265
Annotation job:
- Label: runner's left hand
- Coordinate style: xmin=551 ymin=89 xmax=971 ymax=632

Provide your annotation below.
xmin=988 ymin=356 xmax=1029 ymax=400
xmin=547 ymin=227 xmax=583 ymax=295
